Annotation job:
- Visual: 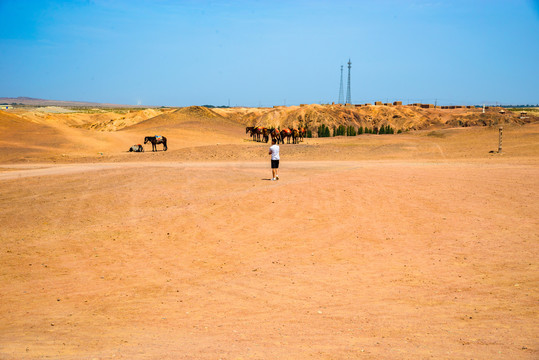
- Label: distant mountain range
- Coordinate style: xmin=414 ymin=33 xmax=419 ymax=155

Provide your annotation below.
xmin=0 ymin=97 xmax=148 ymax=108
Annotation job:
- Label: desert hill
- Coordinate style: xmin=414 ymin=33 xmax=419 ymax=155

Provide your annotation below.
xmin=214 ymin=104 xmax=535 ymax=131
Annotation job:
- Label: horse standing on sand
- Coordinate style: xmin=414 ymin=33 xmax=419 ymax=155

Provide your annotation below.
xmin=262 ymin=127 xmax=271 ymax=143
xmin=280 ymin=128 xmax=292 ymax=144
xmin=144 ymin=136 xmax=168 ymax=152
xmin=269 ymin=128 xmax=281 ymax=144
xmin=299 ymin=128 xmax=306 ymax=142
xmin=246 ymin=127 xmax=255 ymax=140
xmin=253 ymin=127 xmax=265 ymax=142
xmin=291 ymin=129 xmax=300 ymax=144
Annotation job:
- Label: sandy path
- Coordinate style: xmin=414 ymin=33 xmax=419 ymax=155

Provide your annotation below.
xmin=0 ymin=161 xmax=538 ymax=359
xmin=0 ymin=161 xmax=330 ymax=180
xmin=0 ymin=160 xmax=529 ymax=180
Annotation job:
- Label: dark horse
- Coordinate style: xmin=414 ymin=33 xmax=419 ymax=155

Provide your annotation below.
xmin=262 ymin=127 xmax=271 ymax=143
xmin=246 ymin=126 xmax=255 ymax=139
xmin=144 ymin=136 xmax=168 ymax=151
xmin=269 ymin=128 xmax=281 ymax=144
xmin=280 ymin=128 xmax=292 ymax=144
xmin=253 ymin=127 xmax=265 ymax=142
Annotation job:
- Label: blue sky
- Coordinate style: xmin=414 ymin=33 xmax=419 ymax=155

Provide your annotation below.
xmin=1 ymin=0 xmax=538 ymax=106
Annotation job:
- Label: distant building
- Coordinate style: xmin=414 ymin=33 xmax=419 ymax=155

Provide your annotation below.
xmin=0 ymin=104 xmax=13 ymax=110
xmin=374 ymin=101 xmax=383 ymax=105
xmin=393 ymin=101 xmax=403 ymax=106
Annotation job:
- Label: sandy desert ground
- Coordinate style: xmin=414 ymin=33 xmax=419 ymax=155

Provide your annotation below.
xmin=0 ymin=107 xmax=538 ymax=359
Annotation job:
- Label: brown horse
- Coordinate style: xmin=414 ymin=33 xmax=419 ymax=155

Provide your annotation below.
xmin=246 ymin=126 xmax=256 ymax=140
xmin=299 ymin=128 xmax=306 ymax=142
xmin=292 ymin=129 xmax=300 ymax=144
xmin=269 ymin=128 xmax=281 ymax=144
xmin=280 ymin=128 xmax=292 ymax=144
xmin=262 ymin=127 xmax=271 ymax=143
xmin=253 ymin=126 xmax=265 ymax=142
xmin=144 ymin=136 xmax=168 ymax=151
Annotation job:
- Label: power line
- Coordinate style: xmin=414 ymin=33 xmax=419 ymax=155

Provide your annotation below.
xmin=345 ymin=59 xmax=352 ymax=104
xmin=338 ymin=65 xmax=344 ymax=104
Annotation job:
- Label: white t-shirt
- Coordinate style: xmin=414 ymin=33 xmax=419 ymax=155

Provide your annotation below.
xmin=269 ymin=144 xmax=280 ymax=160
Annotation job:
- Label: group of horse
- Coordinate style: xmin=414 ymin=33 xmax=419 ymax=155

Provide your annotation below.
xmin=246 ymin=127 xmax=306 ymax=144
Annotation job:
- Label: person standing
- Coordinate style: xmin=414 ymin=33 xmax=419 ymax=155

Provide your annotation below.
xmin=268 ymin=138 xmax=280 ymax=181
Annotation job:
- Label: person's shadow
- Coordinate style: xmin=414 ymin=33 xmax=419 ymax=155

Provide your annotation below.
xmin=262 ymin=178 xmax=273 ymax=181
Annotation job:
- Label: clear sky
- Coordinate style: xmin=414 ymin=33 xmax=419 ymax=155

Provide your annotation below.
xmin=1 ymin=0 xmax=538 ymax=106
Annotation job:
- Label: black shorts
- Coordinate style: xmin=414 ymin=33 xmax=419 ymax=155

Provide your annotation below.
xmin=271 ymin=160 xmax=279 ymax=169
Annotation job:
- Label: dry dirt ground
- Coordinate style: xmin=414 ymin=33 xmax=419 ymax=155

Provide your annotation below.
xmin=0 ymin=109 xmax=538 ymax=359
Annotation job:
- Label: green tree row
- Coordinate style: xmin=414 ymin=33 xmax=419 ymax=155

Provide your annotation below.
xmin=315 ymin=124 xmax=401 ymax=136
xmin=379 ymin=124 xmax=395 ymax=134
xmin=317 ymin=124 xmax=331 ymax=137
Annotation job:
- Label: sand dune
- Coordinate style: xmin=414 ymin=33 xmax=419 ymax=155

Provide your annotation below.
xmin=16 ymin=107 xmax=171 ymax=131
xmin=1 ymin=110 xmax=147 ymax=161
xmin=0 ymin=111 xmax=67 ymax=155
